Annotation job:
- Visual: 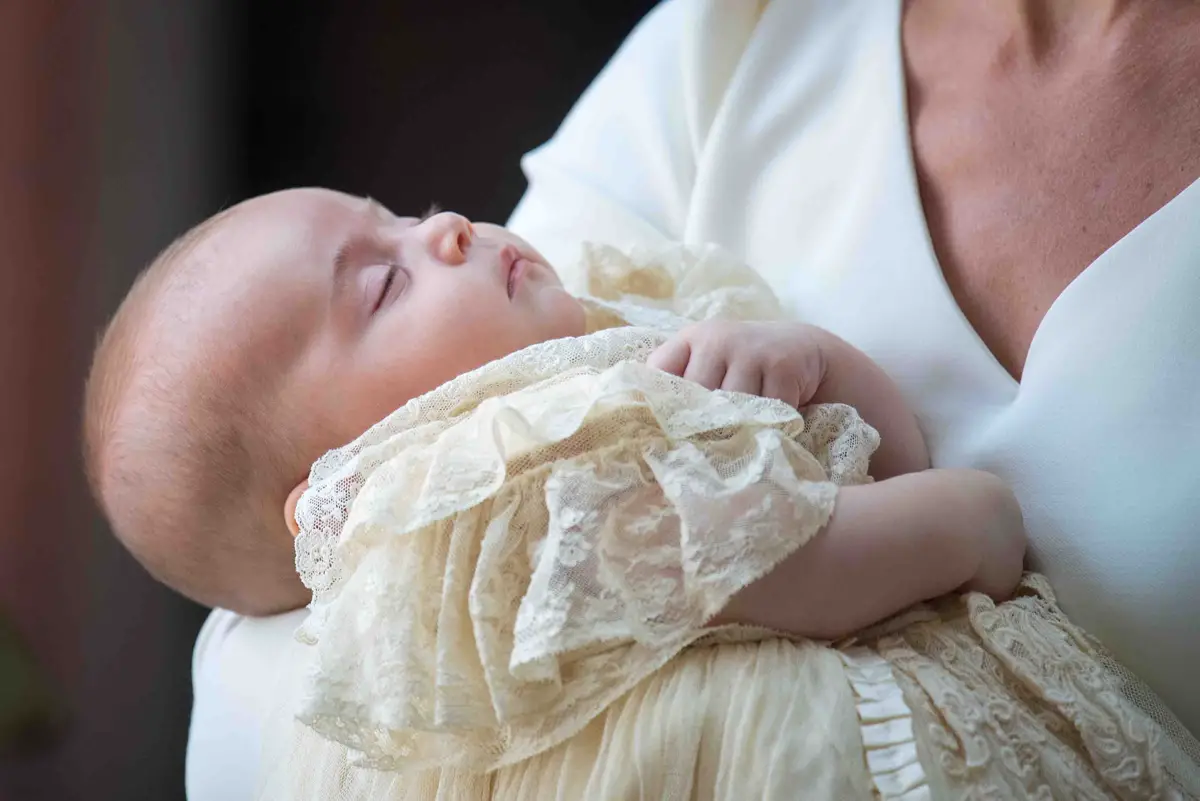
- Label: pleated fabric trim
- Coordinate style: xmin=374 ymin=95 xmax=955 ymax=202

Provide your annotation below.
xmin=838 ymin=646 xmax=931 ymax=801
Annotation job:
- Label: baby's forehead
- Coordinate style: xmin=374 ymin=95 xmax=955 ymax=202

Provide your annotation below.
xmin=191 ymin=188 xmax=360 ymax=261
xmin=136 ymin=190 xmax=363 ymax=383
xmin=159 ymin=190 xmax=362 ymax=312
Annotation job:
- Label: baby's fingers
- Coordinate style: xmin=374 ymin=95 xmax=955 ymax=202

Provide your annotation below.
xmin=720 ymin=361 xmax=763 ymax=397
xmin=762 ymin=371 xmax=802 ymax=409
xmin=647 ymin=337 xmax=692 ymax=376
xmin=683 ymin=348 xmax=727 ymax=391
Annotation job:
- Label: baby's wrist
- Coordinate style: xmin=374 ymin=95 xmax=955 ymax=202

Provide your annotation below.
xmin=800 ymin=325 xmax=852 ymax=404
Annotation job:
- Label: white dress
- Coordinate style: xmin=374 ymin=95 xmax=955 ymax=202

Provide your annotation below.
xmin=187 ymin=1 xmax=1200 ymax=799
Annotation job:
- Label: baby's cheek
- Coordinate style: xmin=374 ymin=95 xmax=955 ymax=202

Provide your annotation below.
xmin=448 ymin=318 xmax=526 ymax=371
xmin=545 ymin=291 xmax=587 ymax=339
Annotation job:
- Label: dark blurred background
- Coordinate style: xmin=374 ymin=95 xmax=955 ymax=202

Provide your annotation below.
xmin=0 ymin=2 xmax=656 ymax=799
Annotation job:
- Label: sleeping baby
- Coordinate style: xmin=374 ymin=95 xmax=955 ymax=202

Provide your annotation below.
xmin=84 ymin=188 xmax=1200 ymax=800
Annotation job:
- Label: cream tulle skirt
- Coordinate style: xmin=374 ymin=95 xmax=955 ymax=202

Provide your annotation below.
xmin=258 ymin=576 xmax=1200 ymax=801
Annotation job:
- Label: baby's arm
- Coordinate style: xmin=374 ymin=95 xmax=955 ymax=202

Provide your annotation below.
xmin=807 ymin=329 xmax=929 ymax=479
xmin=648 ymin=321 xmax=928 ymax=480
xmin=709 ymin=468 xmax=1027 ymax=639
xmin=650 ymin=320 xmax=1025 ymax=638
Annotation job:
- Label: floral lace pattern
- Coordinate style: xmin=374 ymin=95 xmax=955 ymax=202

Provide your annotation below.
xmin=294 ymin=340 xmax=877 ymax=770
xmin=289 ymin=242 xmax=879 ymax=771
xmin=864 ymin=575 xmax=1198 ymax=800
xmin=293 ymin=241 xmax=785 ymax=606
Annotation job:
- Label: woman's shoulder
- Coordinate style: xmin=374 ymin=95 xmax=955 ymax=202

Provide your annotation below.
xmin=506 ymin=0 xmax=773 ymax=272
xmin=508 ymin=0 xmax=889 ymax=278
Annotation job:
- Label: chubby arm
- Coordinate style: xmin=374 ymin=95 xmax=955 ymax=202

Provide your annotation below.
xmin=649 ymin=320 xmax=929 ymax=480
xmin=810 ymin=328 xmax=929 ymax=480
xmin=710 ymin=468 xmax=1027 ymax=640
xmin=651 ymin=320 xmax=1025 ymax=639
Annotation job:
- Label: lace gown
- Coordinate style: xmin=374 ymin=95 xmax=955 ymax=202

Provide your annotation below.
xmin=258 ymin=245 xmax=1200 ymax=801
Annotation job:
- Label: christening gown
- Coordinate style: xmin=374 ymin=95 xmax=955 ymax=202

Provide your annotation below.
xmin=257 ymin=244 xmax=1200 ymax=801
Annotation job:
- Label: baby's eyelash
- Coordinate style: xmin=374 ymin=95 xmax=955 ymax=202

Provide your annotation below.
xmin=377 ymin=267 xmax=397 ymax=309
xmin=372 ymin=265 xmax=402 ymax=315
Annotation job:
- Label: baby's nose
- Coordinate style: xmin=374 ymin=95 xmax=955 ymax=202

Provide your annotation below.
xmin=421 ymin=212 xmax=474 ymax=266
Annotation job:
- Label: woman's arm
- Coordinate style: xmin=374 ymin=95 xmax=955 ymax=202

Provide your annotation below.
xmin=711 ymin=468 xmax=1027 ymax=640
xmin=187 ymin=609 xmax=310 ymax=801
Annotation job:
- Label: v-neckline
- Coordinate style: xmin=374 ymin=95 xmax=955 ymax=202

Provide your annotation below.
xmin=886 ymin=0 xmax=1200 ymax=395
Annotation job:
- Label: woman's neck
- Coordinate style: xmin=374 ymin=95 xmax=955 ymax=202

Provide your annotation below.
xmin=906 ymin=0 xmax=1158 ymax=68
xmin=1005 ymin=0 xmax=1143 ymax=54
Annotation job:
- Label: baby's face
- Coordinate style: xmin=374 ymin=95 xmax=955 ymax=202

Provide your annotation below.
xmin=187 ymin=188 xmax=585 ymax=467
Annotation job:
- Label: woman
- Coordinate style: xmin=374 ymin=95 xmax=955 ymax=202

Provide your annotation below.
xmin=187 ymin=1 xmax=1200 ymax=798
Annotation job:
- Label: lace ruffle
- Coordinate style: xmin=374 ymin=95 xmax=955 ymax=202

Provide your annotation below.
xmin=293 ymin=240 xmax=788 ymax=607
xmin=870 ymin=575 xmax=1195 ymax=800
xmin=288 ymin=241 xmax=881 ymax=771
xmin=293 ymin=348 xmax=877 ymax=770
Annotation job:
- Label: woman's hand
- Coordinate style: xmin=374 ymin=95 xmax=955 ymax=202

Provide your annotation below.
xmin=647 ymin=320 xmax=828 ymax=409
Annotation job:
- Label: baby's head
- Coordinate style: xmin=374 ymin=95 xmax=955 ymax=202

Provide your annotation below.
xmin=84 ymin=188 xmax=584 ymax=614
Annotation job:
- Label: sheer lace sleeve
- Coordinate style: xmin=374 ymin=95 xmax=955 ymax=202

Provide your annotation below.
xmin=284 ymin=242 xmax=878 ymax=772
xmin=291 ymin=331 xmax=877 ymax=771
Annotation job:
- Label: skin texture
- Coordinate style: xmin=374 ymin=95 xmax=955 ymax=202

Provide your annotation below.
xmin=712 ymin=468 xmax=1026 ymax=639
xmin=650 ymin=320 xmax=932 ymax=481
xmin=903 ymin=0 xmax=1200 ymax=379
xmin=653 ymin=321 xmax=1027 ymax=639
xmin=90 ymin=188 xmax=585 ymax=613
xmin=224 ymin=189 xmax=588 ymax=479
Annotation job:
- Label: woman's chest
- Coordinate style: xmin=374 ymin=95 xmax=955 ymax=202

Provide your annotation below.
xmin=686 ymin=0 xmax=1200 ymax=733
xmin=903 ymin=15 xmax=1200 ymax=379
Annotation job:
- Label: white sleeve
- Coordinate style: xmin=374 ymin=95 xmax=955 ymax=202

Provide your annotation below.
xmin=186 ymin=608 xmax=308 ymax=801
xmin=507 ymin=0 xmax=765 ymax=288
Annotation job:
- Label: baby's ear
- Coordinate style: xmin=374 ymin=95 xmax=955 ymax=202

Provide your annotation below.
xmin=283 ymin=480 xmax=310 ymax=538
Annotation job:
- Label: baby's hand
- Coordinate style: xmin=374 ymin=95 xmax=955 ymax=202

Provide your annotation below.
xmin=647 ymin=320 xmax=828 ymax=408
xmin=952 ymin=470 xmax=1028 ymax=601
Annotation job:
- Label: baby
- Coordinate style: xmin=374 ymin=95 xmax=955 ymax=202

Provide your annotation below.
xmin=84 ymin=187 xmax=1016 ymax=619
xmin=84 ymin=189 xmax=586 ymax=615
xmin=85 ymin=189 xmax=1197 ymax=800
